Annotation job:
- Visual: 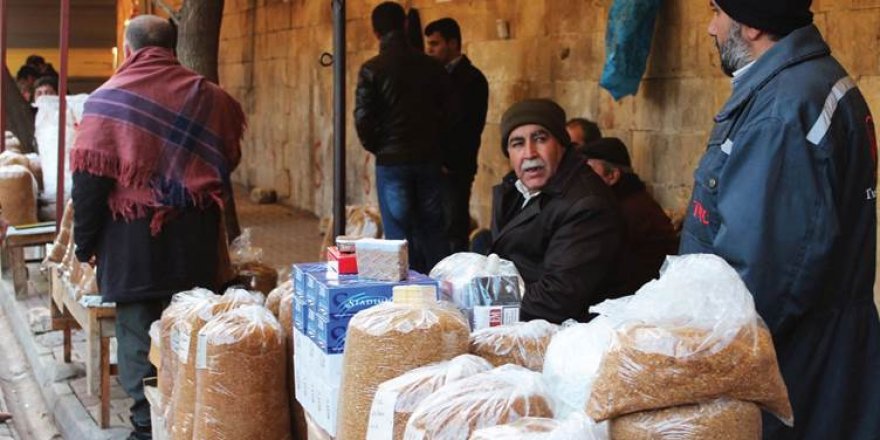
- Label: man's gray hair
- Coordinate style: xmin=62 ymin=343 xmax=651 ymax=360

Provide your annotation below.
xmin=125 ymin=15 xmax=176 ymax=51
xmin=718 ymin=21 xmax=754 ymax=76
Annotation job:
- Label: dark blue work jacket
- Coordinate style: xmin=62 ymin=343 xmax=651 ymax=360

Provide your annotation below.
xmin=680 ymin=25 xmax=880 ymax=440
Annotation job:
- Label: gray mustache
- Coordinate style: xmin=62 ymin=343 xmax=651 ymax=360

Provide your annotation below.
xmin=522 ymin=158 xmax=545 ymax=170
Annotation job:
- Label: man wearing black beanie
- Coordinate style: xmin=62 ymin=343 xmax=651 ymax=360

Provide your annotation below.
xmin=680 ymin=2 xmax=880 ymax=439
xmin=490 ymin=99 xmax=621 ymax=324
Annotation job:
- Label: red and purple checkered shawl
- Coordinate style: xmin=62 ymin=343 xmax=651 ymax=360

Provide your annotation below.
xmin=71 ymin=46 xmax=245 ymax=235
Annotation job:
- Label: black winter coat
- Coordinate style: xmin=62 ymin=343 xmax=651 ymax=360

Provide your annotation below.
xmin=73 ymin=171 xmax=223 ymax=304
xmin=490 ymin=150 xmax=622 ymax=324
xmin=610 ymin=173 xmax=679 ymax=296
xmin=445 ymin=55 xmax=488 ymax=177
xmin=354 ymin=32 xmax=454 ymax=165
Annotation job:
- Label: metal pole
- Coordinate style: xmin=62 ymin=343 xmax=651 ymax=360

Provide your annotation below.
xmin=0 ymin=0 xmax=7 ymax=153
xmin=332 ymin=0 xmax=346 ymax=238
xmin=57 ymin=0 xmax=70 ymax=230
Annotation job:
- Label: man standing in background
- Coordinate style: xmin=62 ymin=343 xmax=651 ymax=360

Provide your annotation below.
xmin=425 ymin=18 xmax=489 ymax=253
xmin=355 ymin=2 xmax=453 ymax=272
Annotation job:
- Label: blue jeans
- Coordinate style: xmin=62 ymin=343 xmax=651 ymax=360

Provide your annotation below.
xmin=375 ymin=163 xmax=449 ymax=273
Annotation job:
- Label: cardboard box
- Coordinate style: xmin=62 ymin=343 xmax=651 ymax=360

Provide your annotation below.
xmin=293 ymin=293 xmax=308 ymax=334
xmin=292 ymin=262 xmax=328 ymax=299
xmin=305 ymin=270 xmax=438 ymax=317
xmin=311 ymin=312 xmax=354 ymax=355
xmin=327 ymin=246 xmax=358 ymax=275
xmin=293 ymin=329 xmax=343 ymax=436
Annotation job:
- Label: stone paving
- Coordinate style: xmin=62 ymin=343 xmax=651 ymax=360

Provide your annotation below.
xmin=2 ymin=185 xmax=322 ymax=438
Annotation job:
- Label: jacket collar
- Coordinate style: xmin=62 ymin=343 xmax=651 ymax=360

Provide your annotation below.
xmin=715 ymin=24 xmax=830 ymax=122
xmin=449 ymin=55 xmax=472 ymax=73
xmin=379 ymin=31 xmax=408 ymax=53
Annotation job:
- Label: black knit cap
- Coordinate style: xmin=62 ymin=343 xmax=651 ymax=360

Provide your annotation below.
xmin=500 ymin=99 xmax=571 ymax=157
xmin=581 ymin=137 xmax=632 ymax=168
xmin=715 ymin=0 xmax=813 ymax=36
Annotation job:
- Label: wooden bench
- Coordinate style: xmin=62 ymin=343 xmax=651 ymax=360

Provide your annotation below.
xmin=3 ymin=223 xmax=56 ymax=298
xmin=48 ymin=266 xmax=118 ymax=429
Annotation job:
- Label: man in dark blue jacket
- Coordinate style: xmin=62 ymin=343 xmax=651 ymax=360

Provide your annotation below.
xmin=681 ymin=1 xmax=880 ymax=438
xmin=425 ymin=18 xmax=489 ymax=254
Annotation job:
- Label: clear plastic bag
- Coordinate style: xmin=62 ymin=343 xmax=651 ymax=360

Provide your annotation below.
xmin=469 ymin=319 xmax=559 ymax=371
xmin=193 ymin=305 xmax=291 ymax=440
xmin=158 ymin=288 xmax=218 ymax=402
xmin=542 ymin=317 xmax=615 ymax=419
xmin=469 ymin=413 xmax=606 ymax=440
xmin=403 ymin=364 xmax=554 ymax=440
xmin=266 ymin=279 xmax=293 ymax=318
xmin=429 ymin=253 xmax=524 ymax=329
xmin=337 ymin=287 xmax=470 ymax=440
xmin=230 ymin=229 xmax=278 ymax=294
xmin=44 ymin=200 xmax=73 ymax=265
xmin=609 ymin=399 xmax=762 ymax=440
xmin=229 ymin=227 xmax=264 ymax=265
xmin=169 ymin=287 xmax=261 ymax=439
xmin=366 ymin=354 xmax=493 ymax=440
xmin=586 ymin=254 xmax=793 ymax=425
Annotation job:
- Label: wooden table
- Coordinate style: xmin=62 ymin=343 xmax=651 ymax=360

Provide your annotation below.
xmin=48 ymin=266 xmax=118 ymax=429
xmin=3 ymin=224 xmax=56 ymax=298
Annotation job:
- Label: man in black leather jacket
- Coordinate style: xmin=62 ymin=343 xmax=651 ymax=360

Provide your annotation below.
xmin=354 ymin=1 xmax=454 ymax=273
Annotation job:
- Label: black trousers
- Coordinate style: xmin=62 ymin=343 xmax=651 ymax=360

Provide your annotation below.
xmin=441 ymin=171 xmax=475 ymax=254
xmin=115 ymin=299 xmax=168 ymax=430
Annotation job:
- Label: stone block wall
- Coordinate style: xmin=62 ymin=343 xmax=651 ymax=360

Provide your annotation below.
xmin=219 ymin=0 xmax=880 ymax=305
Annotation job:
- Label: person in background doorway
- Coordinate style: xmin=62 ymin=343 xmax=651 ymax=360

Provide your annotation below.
xmin=33 ymin=76 xmax=58 ymax=100
xmin=425 ymin=17 xmax=489 ymax=253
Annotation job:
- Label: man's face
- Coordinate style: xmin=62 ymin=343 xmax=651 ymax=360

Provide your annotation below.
xmin=708 ymin=0 xmax=753 ymax=76
xmin=567 ymin=124 xmax=585 ymax=148
xmin=507 ymin=124 xmax=565 ymax=192
xmin=587 ymin=159 xmax=619 ymax=186
xmin=34 ymin=84 xmax=57 ymax=100
xmin=426 ymin=32 xmax=455 ymax=64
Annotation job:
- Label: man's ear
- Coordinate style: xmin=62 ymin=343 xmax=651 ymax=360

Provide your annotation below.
xmin=608 ymin=168 xmax=622 ymax=186
xmin=741 ymin=24 xmax=763 ymax=42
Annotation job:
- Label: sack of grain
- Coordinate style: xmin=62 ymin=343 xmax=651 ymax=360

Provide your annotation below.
xmin=0 ymin=165 xmax=37 ymax=225
xmin=24 ymin=153 xmax=42 ymax=190
xmin=336 ymin=286 xmax=470 ymax=440
xmin=169 ymin=287 xmax=261 ymax=440
xmin=266 ymin=279 xmax=293 ymax=317
xmin=158 ymin=288 xmax=218 ymax=403
xmin=404 ymin=364 xmax=554 ymax=439
xmin=585 ymin=254 xmax=792 ymax=425
xmin=469 ymin=320 xmax=558 ymax=371
xmin=192 ymin=305 xmax=291 ymax=440
xmin=469 ymin=413 xmax=603 ymax=440
xmin=0 ymin=151 xmax=30 ymax=168
xmin=60 ymin=232 xmax=76 ymax=275
xmin=367 ymin=354 xmax=492 ymax=440
xmin=74 ymin=263 xmax=97 ymax=299
xmin=45 ymin=200 xmax=74 ymax=265
xmin=234 ymin=261 xmax=278 ymax=295
xmin=278 ymin=288 xmax=308 ymax=440
xmin=609 ymin=399 xmax=762 ymax=440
